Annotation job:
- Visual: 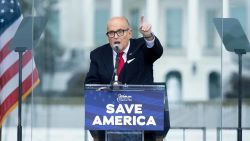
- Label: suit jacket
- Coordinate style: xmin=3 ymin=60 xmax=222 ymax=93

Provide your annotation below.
xmin=85 ymin=37 xmax=163 ymax=84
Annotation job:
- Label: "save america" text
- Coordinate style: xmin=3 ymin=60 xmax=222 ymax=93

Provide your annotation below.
xmin=92 ymin=104 xmax=156 ymax=126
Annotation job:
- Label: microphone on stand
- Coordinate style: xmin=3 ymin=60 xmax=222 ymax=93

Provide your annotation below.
xmin=114 ymin=41 xmax=120 ymax=53
xmin=111 ymin=41 xmax=122 ymax=87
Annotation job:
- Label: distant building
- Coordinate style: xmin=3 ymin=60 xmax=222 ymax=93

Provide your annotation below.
xmin=51 ymin=0 xmax=249 ymax=101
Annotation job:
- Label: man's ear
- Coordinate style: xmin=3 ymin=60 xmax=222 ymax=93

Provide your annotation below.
xmin=129 ymin=28 xmax=133 ymax=38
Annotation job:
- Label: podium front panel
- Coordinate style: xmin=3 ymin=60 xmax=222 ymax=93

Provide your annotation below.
xmin=84 ymin=84 xmax=165 ymax=131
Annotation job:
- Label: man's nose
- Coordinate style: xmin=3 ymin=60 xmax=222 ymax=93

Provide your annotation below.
xmin=114 ymin=33 xmax=119 ymax=38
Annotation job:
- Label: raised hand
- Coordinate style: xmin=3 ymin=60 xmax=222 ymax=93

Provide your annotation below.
xmin=139 ymin=16 xmax=152 ymax=38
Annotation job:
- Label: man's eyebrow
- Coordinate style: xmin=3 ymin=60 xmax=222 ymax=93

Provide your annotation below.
xmin=107 ymin=29 xmax=123 ymax=32
xmin=112 ymin=28 xmax=129 ymax=31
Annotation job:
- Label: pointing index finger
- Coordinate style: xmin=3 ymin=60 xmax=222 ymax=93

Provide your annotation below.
xmin=140 ymin=16 xmax=144 ymax=25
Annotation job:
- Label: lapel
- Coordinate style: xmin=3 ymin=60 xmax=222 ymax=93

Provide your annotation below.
xmin=103 ymin=45 xmax=114 ymax=77
xmin=120 ymin=39 xmax=137 ymax=83
xmin=127 ymin=39 xmax=137 ymax=60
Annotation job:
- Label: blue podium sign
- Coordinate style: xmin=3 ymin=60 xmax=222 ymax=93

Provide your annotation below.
xmin=84 ymin=84 xmax=165 ymax=131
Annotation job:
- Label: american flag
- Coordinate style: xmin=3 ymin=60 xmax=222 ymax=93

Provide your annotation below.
xmin=0 ymin=0 xmax=39 ymax=125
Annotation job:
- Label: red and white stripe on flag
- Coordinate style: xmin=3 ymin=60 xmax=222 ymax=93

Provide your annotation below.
xmin=0 ymin=16 xmax=40 ymax=126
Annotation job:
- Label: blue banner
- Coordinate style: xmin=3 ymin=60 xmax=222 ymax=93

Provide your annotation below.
xmin=84 ymin=86 xmax=165 ymax=131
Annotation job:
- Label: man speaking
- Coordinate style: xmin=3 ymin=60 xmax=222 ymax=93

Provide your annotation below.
xmin=85 ymin=16 xmax=164 ymax=141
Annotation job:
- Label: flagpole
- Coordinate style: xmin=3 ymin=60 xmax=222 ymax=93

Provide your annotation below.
xmin=15 ymin=47 xmax=27 ymax=141
xmin=0 ymin=127 xmax=2 ymax=141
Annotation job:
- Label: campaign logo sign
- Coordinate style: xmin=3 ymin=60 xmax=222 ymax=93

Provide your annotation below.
xmin=117 ymin=93 xmax=132 ymax=102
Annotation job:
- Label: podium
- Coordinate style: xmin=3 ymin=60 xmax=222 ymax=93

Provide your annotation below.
xmin=84 ymin=84 xmax=170 ymax=141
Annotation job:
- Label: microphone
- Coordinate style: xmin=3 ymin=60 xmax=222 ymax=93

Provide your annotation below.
xmin=111 ymin=41 xmax=122 ymax=86
xmin=113 ymin=41 xmax=120 ymax=53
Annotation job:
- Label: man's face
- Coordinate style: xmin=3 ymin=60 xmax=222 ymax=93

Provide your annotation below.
xmin=107 ymin=17 xmax=132 ymax=52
